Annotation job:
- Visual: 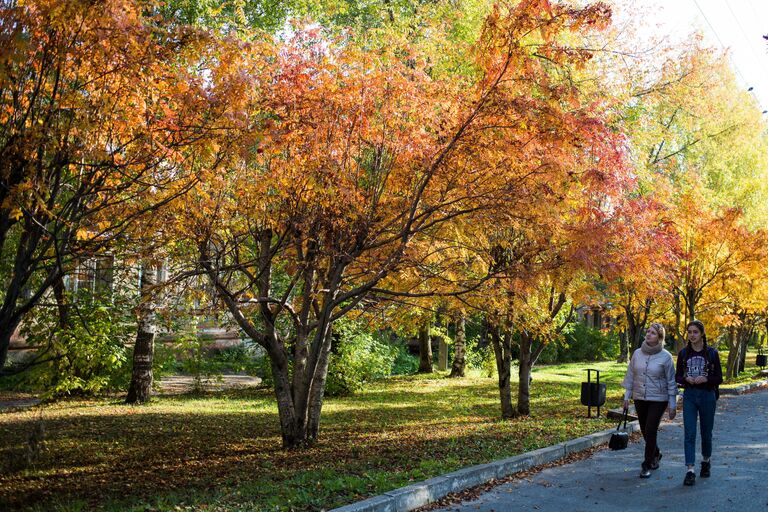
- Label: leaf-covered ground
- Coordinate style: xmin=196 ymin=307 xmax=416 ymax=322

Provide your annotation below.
xmin=0 ymin=359 xmax=741 ymax=511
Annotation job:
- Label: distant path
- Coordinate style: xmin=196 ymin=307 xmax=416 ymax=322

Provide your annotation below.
xmin=0 ymin=398 xmax=41 ymax=410
xmin=156 ymin=374 xmax=261 ymax=394
xmin=0 ymin=374 xmax=262 ymax=410
xmin=433 ymin=389 xmax=768 ymax=512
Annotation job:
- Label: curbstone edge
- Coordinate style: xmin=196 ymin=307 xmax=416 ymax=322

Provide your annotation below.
xmin=331 ymin=494 xmax=395 ymax=512
xmin=329 ymin=421 xmax=641 ymax=512
xmin=720 ymin=379 xmax=768 ymax=395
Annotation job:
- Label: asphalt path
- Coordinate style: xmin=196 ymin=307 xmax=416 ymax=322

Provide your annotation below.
xmin=434 ymin=389 xmax=768 ymax=512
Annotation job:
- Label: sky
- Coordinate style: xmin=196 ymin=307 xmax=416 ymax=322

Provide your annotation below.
xmin=624 ymin=0 xmax=768 ymax=111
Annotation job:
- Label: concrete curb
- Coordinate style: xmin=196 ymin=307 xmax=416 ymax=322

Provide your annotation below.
xmin=330 ymin=420 xmax=642 ymax=512
xmin=720 ymin=379 xmax=768 ymax=395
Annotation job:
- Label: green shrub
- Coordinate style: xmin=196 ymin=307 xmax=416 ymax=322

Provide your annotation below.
xmin=173 ymin=331 xmax=266 ymax=391
xmin=208 ymin=343 xmax=263 ymax=374
xmin=254 ymin=351 xmax=277 ymax=389
xmin=325 ymin=320 xmax=397 ymax=396
xmin=148 ymin=341 xmax=180 ymax=381
xmin=540 ymin=322 xmax=619 ymax=363
xmin=173 ymin=340 xmax=263 ymax=392
xmin=254 ymin=320 xmax=397 ymax=396
xmin=12 ymin=294 xmax=134 ymax=397
xmin=390 ymin=342 xmax=419 ymax=375
xmin=464 ymin=336 xmax=496 ymax=377
xmin=174 ymin=332 xmax=218 ymax=391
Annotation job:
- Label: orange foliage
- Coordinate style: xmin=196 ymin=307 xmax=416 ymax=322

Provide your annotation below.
xmin=176 ymin=0 xmax=631 ymax=443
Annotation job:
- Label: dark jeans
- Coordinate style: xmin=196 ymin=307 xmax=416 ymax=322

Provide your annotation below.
xmin=683 ymin=387 xmax=717 ymax=466
xmin=634 ymin=399 xmax=668 ymax=467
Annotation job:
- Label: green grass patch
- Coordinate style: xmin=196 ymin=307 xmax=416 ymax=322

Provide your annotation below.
xmin=718 ymin=349 xmax=767 ymax=388
xmin=1 ymin=358 xmax=761 ymax=512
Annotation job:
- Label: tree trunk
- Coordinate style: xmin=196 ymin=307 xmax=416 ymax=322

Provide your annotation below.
xmin=490 ymin=324 xmax=515 ymax=419
xmin=418 ymin=323 xmax=433 ymax=373
xmin=726 ymin=326 xmax=739 ymax=380
xmin=0 ymin=316 xmax=20 ymax=370
xmin=307 ymin=329 xmax=333 ymax=441
xmin=639 ymin=299 xmax=651 ymax=350
xmin=617 ymin=329 xmax=628 ymax=363
xmin=126 ymin=263 xmax=157 ymax=404
xmin=449 ymin=314 xmax=466 ymax=378
xmin=625 ymin=307 xmax=640 ymax=353
xmin=125 ymin=328 xmax=155 ymax=404
xmin=685 ymin=287 xmax=696 ymax=326
xmin=737 ymin=324 xmax=752 ymax=374
xmin=0 ymin=277 xmax=26 ymax=370
xmin=624 ymin=299 xmax=650 ymax=355
xmin=673 ymin=290 xmax=685 ymax=353
xmin=517 ymin=331 xmax=533 ymax=416
xmin=270 ymin=349 xmax=304 ymax=448
xmin=52 ymin=274 xmax=71 ymax=330
xmin=273 ymin=331 xmax=334 ymax=449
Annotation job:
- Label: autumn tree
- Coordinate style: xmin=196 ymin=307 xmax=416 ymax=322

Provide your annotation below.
xmin=121 ymin=26 xmax=266 ymax=402
xmin=157 ymin=0 xmax=301 ymax=33
xmin=484 ymin=196 xmax=630 ymax=418
xmin=370 ymin=215 xmax=490 ymax=377
xmin=697 ymin=215 xmax=768 ymax=378
xmin=0 ymin=0 xmax=237 ymax=373
xmin=596 ymin=20 xmax=768 ymax=351
xmin=178 ymin=1 xmax=623 ymax=446
xmin=597 ymin=190 xmax=679 ymax=359
xmin=486 ymin=272 xmax=579 ymax=418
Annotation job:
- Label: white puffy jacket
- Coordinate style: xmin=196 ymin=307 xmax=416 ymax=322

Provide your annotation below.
xmin=623 ymin=348 xmax=677 ymax=409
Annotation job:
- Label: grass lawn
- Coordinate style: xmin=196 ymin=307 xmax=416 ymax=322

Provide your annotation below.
xmin=716 ymin=349 xmax=766 ymax=387
xmin=0 ymin=357 xmax=763 ymax=512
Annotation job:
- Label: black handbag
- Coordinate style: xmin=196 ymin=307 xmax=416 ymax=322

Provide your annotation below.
xmin=608 ymin=407 xmax=629 ymax=450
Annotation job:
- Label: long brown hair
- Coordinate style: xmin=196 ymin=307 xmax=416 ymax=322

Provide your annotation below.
xmin=685 ymin=320 xmax=708 ymax=357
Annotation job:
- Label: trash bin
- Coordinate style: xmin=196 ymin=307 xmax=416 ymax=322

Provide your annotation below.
xmin=581 ymin=368 xmax=606 ymax=418
xmin=757 ymin=348 xmax=767 ymax=369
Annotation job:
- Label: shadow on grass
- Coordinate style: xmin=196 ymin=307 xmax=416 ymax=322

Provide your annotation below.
xmin=0 ymin=406 xmax=616 ymax=512
xmin=0 ymin=369 xmax=627 ymax=511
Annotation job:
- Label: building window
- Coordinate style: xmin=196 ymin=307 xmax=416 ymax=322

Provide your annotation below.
xmin=65 ymin=255 xmax=114 ymax=298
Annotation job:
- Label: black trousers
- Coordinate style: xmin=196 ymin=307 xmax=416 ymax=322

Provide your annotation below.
xmin=634 ymin=399 xmax=668 ymax=467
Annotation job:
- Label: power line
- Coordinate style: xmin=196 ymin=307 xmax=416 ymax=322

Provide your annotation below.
xmin=700 ymin=0 xmax=768 ymax=110
xmin=724 ymin=0 xmax=768 ymax=74
xmin=746 ymin=0 xmax=762 ymax=26
xmin=690 ymin=0 xmax=749 ymax=88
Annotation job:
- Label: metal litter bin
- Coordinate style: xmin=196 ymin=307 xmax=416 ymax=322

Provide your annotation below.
xmin=580 ymin=368 xmax=606 ymax=418
xmin=756 ymin=347 xmax=767 ymax=369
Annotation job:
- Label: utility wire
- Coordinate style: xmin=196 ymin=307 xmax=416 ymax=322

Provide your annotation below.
xmin=724 ymin=0 xmax=768 ymax=76
xmin=746 ymin=0 xmax=762 ymax=27
xmin=691 ymin=0 xmax=750 ymax=90
xmin=710 ymin=0 xmax=768 ymax=110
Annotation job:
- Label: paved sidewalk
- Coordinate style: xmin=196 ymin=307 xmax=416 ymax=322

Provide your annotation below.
xmin=433 ymin=389 xmax=768 ymax=512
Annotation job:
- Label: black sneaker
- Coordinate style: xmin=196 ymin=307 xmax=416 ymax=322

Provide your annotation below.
xmin=650 ymin=451 xmax=662 ymax=470
xmin=700 ymin=460 xmax=711 ymax=478
xmin=684 ymin=471 xmax=696 ymax=486
xmin=640 ymin=464 xmax=652 ymax=478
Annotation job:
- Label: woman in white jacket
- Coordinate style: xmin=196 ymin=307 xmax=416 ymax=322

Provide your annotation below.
xmin=622 ymin=322 xmax=677 ymax=478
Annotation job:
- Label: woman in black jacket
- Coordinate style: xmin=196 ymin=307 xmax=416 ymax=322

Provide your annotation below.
xmin=675 ymin=320 xmax=723 ymax=486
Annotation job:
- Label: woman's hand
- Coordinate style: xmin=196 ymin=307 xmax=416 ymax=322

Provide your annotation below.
xmin=694 ymin=376 xmax=708 ymax=385
xmin=623 ymin=399 xmax=630 ymax=410
xmin=686 ymin=376 xmax=696 ymax=385
xmin=668 ymin=406 xmax=676 ymax=420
